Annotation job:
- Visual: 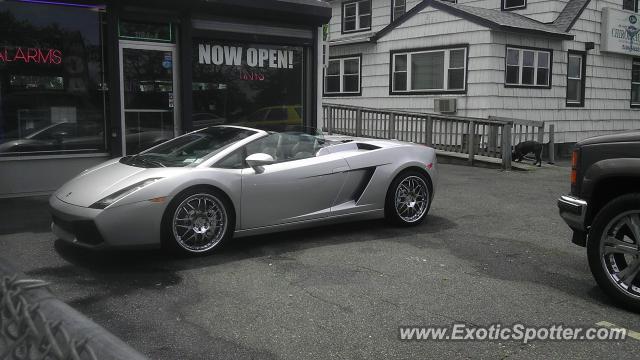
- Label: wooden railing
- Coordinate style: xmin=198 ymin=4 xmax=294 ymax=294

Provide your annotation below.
xmin=322 ymin=103 xmax=556 ymax=169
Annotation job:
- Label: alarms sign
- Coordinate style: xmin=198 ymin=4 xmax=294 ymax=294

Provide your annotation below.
xmin=0 ymin=47 xmax=63 ymax=65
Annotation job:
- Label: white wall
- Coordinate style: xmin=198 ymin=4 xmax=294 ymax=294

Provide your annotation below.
xmin=324 ymin=2 xmax=640 ymax=144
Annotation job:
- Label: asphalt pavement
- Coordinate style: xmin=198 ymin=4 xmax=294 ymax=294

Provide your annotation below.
xmin=1 ymin=163 xmax=639 ymax=359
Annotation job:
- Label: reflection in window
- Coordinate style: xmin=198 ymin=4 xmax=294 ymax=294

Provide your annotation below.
xmin=192 ymin=40 xmax=304 ymax=130
xmin=265 ymin=108 xmax=289 ymax=122
xmin=10 ymin=75 xmax=64 ymax=90
xmin=0 ymin=1 xmax=107 ymax=156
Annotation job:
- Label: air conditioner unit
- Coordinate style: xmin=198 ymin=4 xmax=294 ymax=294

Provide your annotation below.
xmin=434 ymin=98 xmax=457 ymax=113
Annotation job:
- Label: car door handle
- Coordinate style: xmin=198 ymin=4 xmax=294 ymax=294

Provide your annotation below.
xmin=332 ymin=166 xmax=349 ymax=173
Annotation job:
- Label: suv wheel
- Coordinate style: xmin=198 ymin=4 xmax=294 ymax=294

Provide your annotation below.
xmin=587 ymin=193 xmax=640 ymax=312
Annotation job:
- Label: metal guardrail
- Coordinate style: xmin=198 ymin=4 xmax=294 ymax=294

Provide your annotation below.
xmin=0 ymin=260 xmax=148 ymax=360
xmin=322 ymin=103 xmax=556 ymax=169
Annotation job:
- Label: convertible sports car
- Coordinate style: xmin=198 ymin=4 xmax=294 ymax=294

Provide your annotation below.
xmin=49 ymin=125 xmax=437 ymax=254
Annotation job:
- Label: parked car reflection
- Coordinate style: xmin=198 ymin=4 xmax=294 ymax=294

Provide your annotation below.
xmin=238 ymin=105 xmax=303 ymax=128
xmin=0 ymin=122 xmax=103 ymax=154
xmin=0 ymin=122 xmax=174 ymax=155
xmin=125 ymin=127 xmax=174 ymax=154
xmin=192 ymin=112 xmax=226 ymax=129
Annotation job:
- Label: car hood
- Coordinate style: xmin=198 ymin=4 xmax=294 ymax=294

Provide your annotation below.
xmin=577 ymin=130 xmax=640 ymax=146
xmin=55 ymin=158 xmax=171 ymax=207
xmin=0 ymin=139 xmax=40 ymax=151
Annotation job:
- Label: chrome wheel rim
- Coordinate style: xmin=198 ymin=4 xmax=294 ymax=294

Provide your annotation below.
xmin=172 ymin=193 xmax=227 ymax=253
xmin=599 ymin=210 xmax=640 ymax=299
xmin=394 ymin=176 xmax=429 ymax=223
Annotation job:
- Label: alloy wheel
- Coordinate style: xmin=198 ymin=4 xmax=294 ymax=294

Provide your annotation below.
xmin=172 ymin=193 xmax=228 ymax=253
xmin=394 ymin=176 xmax=429 ymax=223
xmin=600 ymin=210 xmax=640 ymax=299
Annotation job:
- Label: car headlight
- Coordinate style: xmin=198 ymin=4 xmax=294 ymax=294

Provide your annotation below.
xmin=89 ymin=178 xmax=163 ymax=209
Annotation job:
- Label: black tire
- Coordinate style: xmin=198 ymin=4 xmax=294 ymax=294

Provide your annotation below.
xmin=385 ymin=170 xmax=432 ymax=226
xmin=587 ymin=193 xmax=640 ymax=312
xmin=162 ymin=187 xmax=234 ymax=256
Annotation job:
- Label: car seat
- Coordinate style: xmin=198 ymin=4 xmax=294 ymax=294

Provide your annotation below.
xmin=291 ymin=136 xmax=318 ymax=159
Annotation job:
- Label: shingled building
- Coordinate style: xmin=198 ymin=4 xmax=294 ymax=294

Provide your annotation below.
xmin=323 ymin=0 xmax=640 ymax=153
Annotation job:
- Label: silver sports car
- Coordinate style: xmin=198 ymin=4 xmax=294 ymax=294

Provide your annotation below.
xmin=49 ymin=126 xmax=437 ymax=254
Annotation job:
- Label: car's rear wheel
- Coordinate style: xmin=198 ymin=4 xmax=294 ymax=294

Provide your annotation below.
xmin=163 ymin=188 xmax=233 ymax=255
xmin=587 ymin=194 xmax=640 ymax=312
xmin=385 ymin=170 xmax=431 ymax=226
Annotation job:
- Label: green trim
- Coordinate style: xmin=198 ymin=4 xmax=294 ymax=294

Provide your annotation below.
xmin=118 ymin=20 xmax=174 ymax=43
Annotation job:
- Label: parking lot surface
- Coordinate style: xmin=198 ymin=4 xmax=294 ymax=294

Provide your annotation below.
xmin=1 ymin=163 xmax=639 ymax=359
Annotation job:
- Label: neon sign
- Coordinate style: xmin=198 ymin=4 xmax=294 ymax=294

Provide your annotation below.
xmin=240 ymin=71 xmax=265 ymax=81
xmin=0 ymin=47 xmax=63 ymax=65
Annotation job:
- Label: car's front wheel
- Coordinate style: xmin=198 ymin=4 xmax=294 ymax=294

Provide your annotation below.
xmin=385 ymin=170 xmax=431 ymax=226
xmin=587 ymin=193 xmax=640 ymax=312
xmin=163 ymin=187 xmax=234 ymax=255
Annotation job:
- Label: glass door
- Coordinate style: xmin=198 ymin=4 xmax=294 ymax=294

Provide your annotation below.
xmin=119 ymin=41 xmax=179 ymax=155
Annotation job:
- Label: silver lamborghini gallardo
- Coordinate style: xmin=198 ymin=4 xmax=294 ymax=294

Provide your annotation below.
xmin=49 ymin=126 xmax=437 ymax=254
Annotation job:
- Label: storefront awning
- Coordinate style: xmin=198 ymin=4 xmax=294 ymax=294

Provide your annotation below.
xmin=117 ymin=0 xmax=332 ymax=27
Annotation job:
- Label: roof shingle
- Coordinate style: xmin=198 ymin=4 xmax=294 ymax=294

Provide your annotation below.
xmin=369 ymin=0 xmax=580 ymax=43
xmin=552 ymin=0 xmax=591 ymax=32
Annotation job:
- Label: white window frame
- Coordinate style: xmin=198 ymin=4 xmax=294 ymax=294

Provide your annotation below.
xmin=505 ymin=47 xmax=551 ymax=87
xmin=566 ymin=53 xmax=583 ymax=105
xmin=502 ymin=0 xmax=527 ymax=10
xmin=324 ymin=56 xmax=361 ymax=95
xmin=632 ymin=59 xmax=640 ymax=107
xmin=342 ymin=0 xmax=372 ymax=33
xmin=392 ymin=0 xmax=406 ymax=22
xmin=391 ymin=47 xmax=467 ymax=93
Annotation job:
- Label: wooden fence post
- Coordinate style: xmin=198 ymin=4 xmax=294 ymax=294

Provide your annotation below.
xmin=468 ymin=121 xmax=475 ymax=165
xmin=501 ymin=123 xmax=512 ymax=170
xmin=355 ymin=109 xmax=362 ymax=137
xmin=537 ymin=123 xmax=544 ymax=144
xmin=389 ymin=112 xmax=396 ymax=139
xmin=487 ymin=125 xmax=498 ymax=157
xmin=425 ymin=115 xmax=433 ymax=147
xmin=548 ymin=124 xmax=555 ymax=164
xmin=326 ymin=105 xmax=333 ymax=135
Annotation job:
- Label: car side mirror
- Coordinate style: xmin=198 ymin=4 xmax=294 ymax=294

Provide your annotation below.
xmin=246 ymin=153 xmax=275 ymax=173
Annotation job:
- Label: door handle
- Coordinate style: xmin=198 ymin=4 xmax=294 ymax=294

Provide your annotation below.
xmin=332 ymin=166 xmax=349 ymax=173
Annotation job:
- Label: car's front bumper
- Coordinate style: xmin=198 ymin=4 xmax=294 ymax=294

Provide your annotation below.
xmin=49 ymin=195 xmax=166 ymax=249
xmin=557 ymin=195 xmax=588 ymax=232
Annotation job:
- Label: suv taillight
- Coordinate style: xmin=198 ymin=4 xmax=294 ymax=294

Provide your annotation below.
xmin=571 ymin=149 xmax=579 ymax=189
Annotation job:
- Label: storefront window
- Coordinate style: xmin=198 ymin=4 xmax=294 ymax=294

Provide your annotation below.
xmin=0 ymin=1 xmax=106 ymax=156
xmin=192 ymin=40 xmax=304 ymax=130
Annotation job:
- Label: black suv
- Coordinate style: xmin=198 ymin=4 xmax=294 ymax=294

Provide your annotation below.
xmin=558 ymin=130 xmax=640 ymax=311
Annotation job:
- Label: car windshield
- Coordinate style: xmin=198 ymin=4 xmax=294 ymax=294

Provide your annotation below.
xmin=120 ymin=126 xmax=257 ymax=168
